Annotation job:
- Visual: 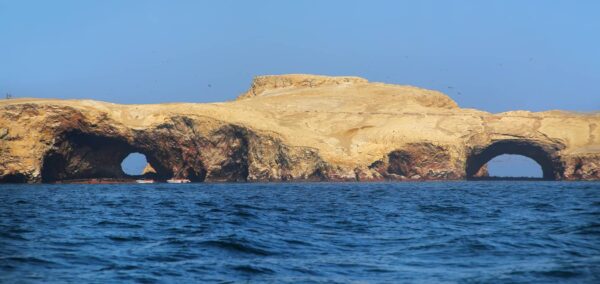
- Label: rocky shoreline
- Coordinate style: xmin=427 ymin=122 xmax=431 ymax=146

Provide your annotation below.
xmin=1 ymin=74 xmax=599 ymax=183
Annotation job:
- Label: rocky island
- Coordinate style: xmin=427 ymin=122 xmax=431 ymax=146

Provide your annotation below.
xmin=1 ymin=74 xmax=599 ymax=183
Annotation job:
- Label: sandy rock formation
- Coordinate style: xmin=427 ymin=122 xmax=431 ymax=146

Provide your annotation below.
xmin=1 ymin=74 xmax=599 ymax=183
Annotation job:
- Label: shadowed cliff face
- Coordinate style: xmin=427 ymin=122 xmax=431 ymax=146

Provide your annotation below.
xmin=1 ymin=74 xmax=599 ymax=183
xmin=39 ymin=130 xmax=175 ymax=182
xmin=41 ymin=131 xmax=137 ymax=182
xmin=0 ymin=173 xmax=27 ymax=183
xmin=365 ymin=143 xmax=462 ymax=181
xmin=563 ymin=155 xmax=600 ymax=180
xmin=9 ymin=111 xmax=330 ymax=183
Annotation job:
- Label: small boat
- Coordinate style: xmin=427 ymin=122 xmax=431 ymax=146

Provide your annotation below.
xmin=136 ymin=179 xmax=155 ymax=184
xmin=166 ymin=179 xmax=191 ymax=184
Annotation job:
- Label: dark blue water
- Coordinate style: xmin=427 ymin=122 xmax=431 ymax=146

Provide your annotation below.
xmin=1 ymin=182 xmax=599 ymax=283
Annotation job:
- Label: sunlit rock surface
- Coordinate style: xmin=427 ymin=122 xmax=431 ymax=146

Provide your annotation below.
xmin=1 ymin=74 xmax=599 ymax=183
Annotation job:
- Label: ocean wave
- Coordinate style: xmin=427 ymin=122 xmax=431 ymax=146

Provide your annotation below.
xmin=0 ymin=182 xmax=598 ymax=283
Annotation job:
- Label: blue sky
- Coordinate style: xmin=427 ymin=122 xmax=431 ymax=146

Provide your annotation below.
xmin=2 ymin=1 xmax=598 ymax=177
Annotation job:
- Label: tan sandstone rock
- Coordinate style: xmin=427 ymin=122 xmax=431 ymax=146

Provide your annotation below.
xmin=0 ymin=74 xmax=598 ymax=183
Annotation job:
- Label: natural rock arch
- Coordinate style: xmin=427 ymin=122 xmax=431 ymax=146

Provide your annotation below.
xmin=466 ymin=140 xmax=563 ymax=180
xmin=2 ymin=75 xmax=598 ymax=183
xmin=40 ymin=131 xmax=170 ymax=182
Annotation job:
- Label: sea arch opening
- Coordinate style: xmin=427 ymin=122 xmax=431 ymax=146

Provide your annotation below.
xmin=40 ymin=131 xmax=171 ymax=183
xmin=121 ymin=152 xmax=150 ymax=176
xmin=466 ymin=140 xmax=560 ymax=180
xmin=486 ymin=154 xmax=543 ymax=179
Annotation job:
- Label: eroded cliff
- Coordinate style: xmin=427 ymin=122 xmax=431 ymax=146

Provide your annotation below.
xmin=1 ymin=74 xmax=599 ymax=183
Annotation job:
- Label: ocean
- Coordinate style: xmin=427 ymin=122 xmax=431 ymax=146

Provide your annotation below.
xmin=1 ymin=182 xmax=599 ymax=283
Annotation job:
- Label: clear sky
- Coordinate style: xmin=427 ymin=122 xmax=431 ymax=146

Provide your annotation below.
xmin=2 ymin=1 xmax=598 ymax=177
